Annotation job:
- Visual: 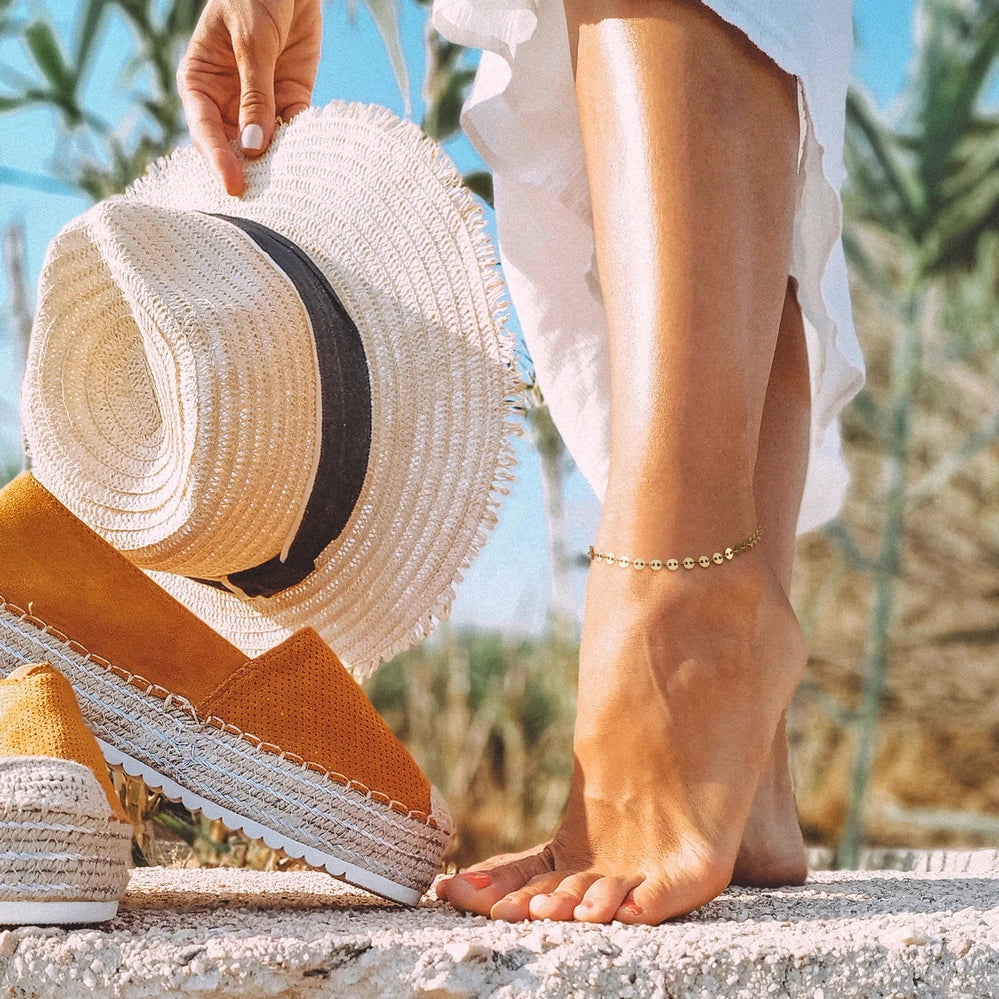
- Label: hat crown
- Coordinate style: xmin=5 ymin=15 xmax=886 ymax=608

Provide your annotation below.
xmin=25 ymin=201 xmax=321 ymax=578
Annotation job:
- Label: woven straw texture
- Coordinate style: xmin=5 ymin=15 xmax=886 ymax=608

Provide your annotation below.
xmin=201 ymin=628 xmax=431 ymax=813
xmin=0 ymin=757 xmax=131 ymax=904
xmin=0 ymin=662 xmax=127 ymax=822
xmin=0 ymin=600 xmax=451 ymax=894
xmin=22 ymin=101 xmax=520 ymax=679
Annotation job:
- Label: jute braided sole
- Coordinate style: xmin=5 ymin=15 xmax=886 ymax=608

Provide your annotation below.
xmin=0 ymin=757 xmax=131 ymax=924
xmin=0 ymin=601 xmax=451 ymax=906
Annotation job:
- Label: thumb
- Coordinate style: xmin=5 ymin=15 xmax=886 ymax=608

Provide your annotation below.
xmin=235 ymin=34 xmax=280 ymax=156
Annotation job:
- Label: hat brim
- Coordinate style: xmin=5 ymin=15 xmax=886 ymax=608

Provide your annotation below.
xmin=33 ymin=102 xmax=520 ymax=679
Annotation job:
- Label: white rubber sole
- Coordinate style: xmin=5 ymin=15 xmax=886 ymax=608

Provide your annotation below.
xmin=0 ymin=899 xmax=118 ymax=925
xmin=0 ymin=601 xmax=450 ymax=909
xmin=99 ymin=740 xmax=423 ymax=906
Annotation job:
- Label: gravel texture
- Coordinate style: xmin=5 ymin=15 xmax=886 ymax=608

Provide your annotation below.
xmin=1 ymin=851 xmax=997 ymax=998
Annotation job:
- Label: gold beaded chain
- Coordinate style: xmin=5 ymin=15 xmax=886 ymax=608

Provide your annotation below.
xmin=587 ymin=526 xmax=763 ymax=572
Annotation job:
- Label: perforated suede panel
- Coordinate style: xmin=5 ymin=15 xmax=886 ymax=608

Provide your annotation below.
xmin=0 ymin=663 xmax=129 ymax=821
xmin=199 ymin=629 xmax=432 ymax=816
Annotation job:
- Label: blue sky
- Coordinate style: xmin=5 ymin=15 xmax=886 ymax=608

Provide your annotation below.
xmin=0 ymin=0 xmax=919 ymax=634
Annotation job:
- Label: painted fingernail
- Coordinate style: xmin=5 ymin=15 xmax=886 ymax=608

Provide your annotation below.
xmin=460 ymin=871 xmax=493 ymax=888
xmin=621 ymin=901 xmax=643 ymax=915
xmin=241 ymin=123 xmax=264 ymax=151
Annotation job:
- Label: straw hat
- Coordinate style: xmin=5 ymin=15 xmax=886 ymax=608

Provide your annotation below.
xmin=22 ymin=101 xmax=519 ymax=679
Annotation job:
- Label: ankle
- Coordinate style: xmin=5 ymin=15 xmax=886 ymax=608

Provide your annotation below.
xmin=591 ymin=514 xmax=763 ymax=580
xmin=597 ymin=486 xmax=759 ymax=560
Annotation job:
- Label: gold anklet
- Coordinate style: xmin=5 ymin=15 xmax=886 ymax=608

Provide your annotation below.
xmin=587 ymin=526 xmax=763 ymax=571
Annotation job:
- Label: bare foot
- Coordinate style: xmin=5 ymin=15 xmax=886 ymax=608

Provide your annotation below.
xmin=439 ymin=715 xmax=807 ymax=901
xmin=437 ymin=554 xmax=807 ymax=924
xmin=732 ymin=712 xmax=807 ymax=887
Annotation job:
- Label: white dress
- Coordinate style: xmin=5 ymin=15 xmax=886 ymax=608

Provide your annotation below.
xmin=431 ymin=0 xmax=864 ymax=533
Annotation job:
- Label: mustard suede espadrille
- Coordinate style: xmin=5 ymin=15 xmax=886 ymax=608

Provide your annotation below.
xmin=0 ymin=473 xmax=452 ymax=906
xmin=0 ymin=662 xmax=132 ymax=925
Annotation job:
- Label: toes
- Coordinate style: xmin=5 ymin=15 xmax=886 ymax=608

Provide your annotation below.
xmin=614 ymin=884 xmax=665 ymax=925
xmin=527 ymin=871 xmax=600 ymax=921
xmin=574 ymin=875 xmax=643 ymax=923
xmin=444 ymin=852 xmax=555 ymax=916
xmin=489 ymin=872 xmax=565 ymax=922
xmin=528 ymin=890 xmax=582 ymax=921
xmin=615 ymin=864 xmax=729 ymax=925
xmin=435 ymin=875 xmax=458 ymax=901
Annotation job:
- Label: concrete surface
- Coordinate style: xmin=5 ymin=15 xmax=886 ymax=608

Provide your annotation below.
xmin=1 ymin=851 xmax=998 ymax=998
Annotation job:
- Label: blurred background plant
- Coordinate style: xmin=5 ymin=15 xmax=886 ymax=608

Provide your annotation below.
xmin=0 ymin=0 xmax=996 ymax=872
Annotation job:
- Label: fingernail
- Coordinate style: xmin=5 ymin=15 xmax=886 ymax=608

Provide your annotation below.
xmin=621 ymin=901 xmax=643 ymax=915
xmin=460 ymin=871 xmax=493 ymax=888
xmin=241 ymin=123 xmax=264 ymax=151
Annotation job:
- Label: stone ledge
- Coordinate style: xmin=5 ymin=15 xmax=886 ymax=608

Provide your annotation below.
xmin=2 ymin=851 xmax=998 ymax=998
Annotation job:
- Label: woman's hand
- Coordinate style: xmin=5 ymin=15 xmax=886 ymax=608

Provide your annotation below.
xmin=178 ymin=0 xmax=322 ymax=196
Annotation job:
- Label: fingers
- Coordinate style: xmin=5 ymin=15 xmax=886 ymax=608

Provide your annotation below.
xmin=234 ymin=31 xmax=281 ymax=158
xmin=279 ymin=100 xmax=311 ymax=122
xmin=177 ymin=0 xmax=304 ymax=196
xmin=178 ymin=70 xmax=245 ymax=197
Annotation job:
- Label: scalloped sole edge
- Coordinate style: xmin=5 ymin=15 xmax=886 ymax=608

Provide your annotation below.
xmin=98 ymin=740 xmax=422 ymax=907
xmin=0 ymin=899 xmax=118 ymax=925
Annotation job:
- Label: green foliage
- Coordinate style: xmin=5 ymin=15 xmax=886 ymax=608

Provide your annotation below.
xmin=0 ymin=0 xmax=206 ymax=199
xmin=845 ymin=0 xmax=999 ymax=279
xmin=421 ymin=30 xmax=473 ymax=142
xmin=834 ymin=0 xmax=999 ymax=866
xmin=462 ymin=169 xmax=493 ymax=206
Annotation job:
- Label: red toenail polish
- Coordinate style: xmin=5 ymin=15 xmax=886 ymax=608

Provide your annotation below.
xmin=622 ymin=902 xmax=643 ymax=915
xmin=461 ymin=871 xmax=493 ymax=888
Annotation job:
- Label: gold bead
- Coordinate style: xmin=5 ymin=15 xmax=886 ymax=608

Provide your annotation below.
xmin=666 ymin=559 xmax=679 ymax=571
xmin=724 ymin=547 xmax=734 ymax=560
xmin=682 ymin=557 xmax=695 ymax=569
xmin=604 ymin=553 xmax=615 ymax=565
xmin=712 ymin=552 xmax=724 ymax=564
xmin=633 ymin=559 xmax=647 ymax=570
xmin=649 ymin=560 xmax=664 ymax=571
xmin=698 ymin=555 xmax=711 ymax=568
xmin=617 ymin=556 xmax=631 ymax=567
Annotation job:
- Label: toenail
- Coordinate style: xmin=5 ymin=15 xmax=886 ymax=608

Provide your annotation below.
xmin=460 ymin=871 xmax=493 ymax=888
xmin=621 ymin=901 xmax=643 ymax=915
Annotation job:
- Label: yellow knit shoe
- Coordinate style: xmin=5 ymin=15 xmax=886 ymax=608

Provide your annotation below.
xmin=0 ymin=473 xmax=451 ymax=905
xmin=0 ymin=663 xmax=132 ymax=925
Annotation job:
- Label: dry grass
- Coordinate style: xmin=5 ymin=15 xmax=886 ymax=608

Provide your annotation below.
xmin=789 ymin=266 xmax=999 ymax=852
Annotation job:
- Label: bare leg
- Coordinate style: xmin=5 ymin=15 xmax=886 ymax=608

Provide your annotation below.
xmin=441 ymin=0 xmax=807 ymax=923
xmin=734 ymin=278 xmax=810 ymax=887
